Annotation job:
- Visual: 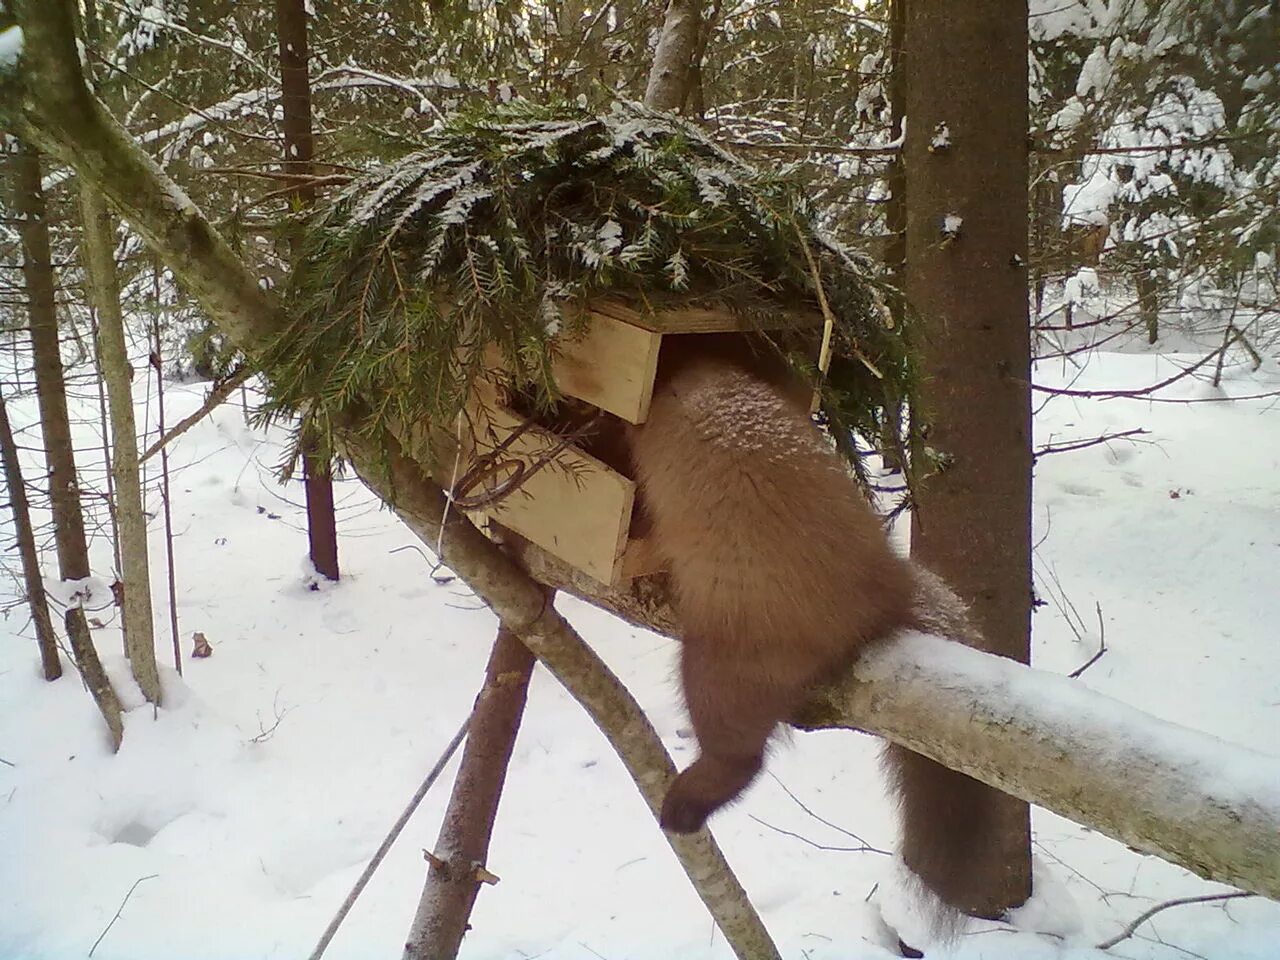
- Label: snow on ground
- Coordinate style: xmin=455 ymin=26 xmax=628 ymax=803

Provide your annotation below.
xmin=1 ymin=338 xmax=1278 ymax=960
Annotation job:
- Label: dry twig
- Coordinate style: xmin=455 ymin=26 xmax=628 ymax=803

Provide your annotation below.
xmin=141 ymin=366 xmax=253 ymax=462
xmin=89 ymin=874 xmax=158 ymax=957
xmin=1036 ymin=428 xmax=1149 ymax=458
xmin=1069 ymin=603 xmax=1108 ymax=679
xmin=1097 ymin=891 xmax=1254 ymax=951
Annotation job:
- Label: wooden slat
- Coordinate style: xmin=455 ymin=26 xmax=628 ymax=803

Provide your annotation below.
xmin=617 ymin=536 xmax=667 ymax=580
xmin=439 ymin=385 xmax=636 ymax=585
xmin=588 ymin=298 xmax=822 ymax=334
xmin=553 ymin=311 xmax=662 ymax=424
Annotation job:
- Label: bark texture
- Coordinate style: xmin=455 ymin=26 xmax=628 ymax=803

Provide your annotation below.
xmin=80 ymin=185 xmax=161 ymax=704
xmin=902 ymin=0 xmax=1034 ymax=916
xmin=878 ymin=0 xmax=907 ymax=472
xmin=643 ymin=0 xmax=701 ymax=111
xmin=0 ymin=386 xmax=63 ymax=680
xmin=402 ymin=625 xmax=536 ymax=960
xmin=13 ymin=142 xmax=124 ymax=749
xmin=276 ymin=0 xmax=339 ymax=581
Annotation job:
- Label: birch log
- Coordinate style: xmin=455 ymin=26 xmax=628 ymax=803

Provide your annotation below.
xmin=807 ymin=628 xmax=1280 ymax=901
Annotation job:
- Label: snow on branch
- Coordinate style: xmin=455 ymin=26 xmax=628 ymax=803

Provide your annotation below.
xmin=804 ymin=628 xmax=1280 ymax=902
xmin=523 ymin=547 xmax=1280 ymax=904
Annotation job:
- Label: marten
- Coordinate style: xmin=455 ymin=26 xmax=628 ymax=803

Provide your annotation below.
xmin=626 ymin=344 xmax=1001 ymax=927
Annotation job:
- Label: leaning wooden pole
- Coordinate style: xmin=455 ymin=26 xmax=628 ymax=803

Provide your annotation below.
xmin=402 ymin=624 xmax=537 ymax=960
xmin=800 ymin=614 xmax=1280 ymax=902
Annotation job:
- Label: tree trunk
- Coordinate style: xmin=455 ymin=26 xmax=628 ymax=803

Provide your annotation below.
xmin=685 ymin=0 xmax=722 ymax=118
xmin=80 ymin=185 xmax=162 ymax=704
xmin=879 ymin=0 xmax=907 ymax=474
xmin=13 ymin=141 xmax=124 ymax=750
xmin=902 ymin=0 xmax=1033 ymax=918
xmin=276 ymin=0 xmax=339 ymax=581
xmin=644 ymin=0 xmax=701 ymax=112
xmin=1137 ymin=269 xmax=1160 ymax=344
xmin=402 ymin=624 xmax=537 ymax=960
xmin=0 ymin=385 xmax=63 ymax=681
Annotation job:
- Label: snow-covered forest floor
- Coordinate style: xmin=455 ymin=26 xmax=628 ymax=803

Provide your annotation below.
xmin=1 ymin=328 xmax=1278 ymax=960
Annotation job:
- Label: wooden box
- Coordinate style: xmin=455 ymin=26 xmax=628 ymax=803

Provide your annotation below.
xmin=438 ymin=301 xmax=814 ymax=586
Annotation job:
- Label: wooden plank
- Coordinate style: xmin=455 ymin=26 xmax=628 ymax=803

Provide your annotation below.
xmin=588 ymin=298 xmax=822 ymax=334
xmin=444 ymin=386 xmax=636 ymax=585
xmin=617 ymin=536 xmax=668 ymax=580
xmin=554 ymin=311 xmax=662 ymax=424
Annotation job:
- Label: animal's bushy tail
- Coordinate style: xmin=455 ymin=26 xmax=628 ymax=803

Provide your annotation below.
xmin=885 ymin=565 xmax=1032 ymax=932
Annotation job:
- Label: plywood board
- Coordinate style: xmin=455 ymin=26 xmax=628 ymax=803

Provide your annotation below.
xmin=553 ymin=311 xmax=662 ymax=424
xmin=444 ymin=386 xmax=636 ymax=585
xmin=617 ymin=536 xmax=668 ymax=580
xmin=589 ymin=298 xmax=822 ymax=334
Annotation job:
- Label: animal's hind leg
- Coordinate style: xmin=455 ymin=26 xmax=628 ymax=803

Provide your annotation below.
xmin=662 ymin=638 xmax=805 ymax=834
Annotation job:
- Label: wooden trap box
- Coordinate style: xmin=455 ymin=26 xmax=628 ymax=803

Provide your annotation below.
xmin=434 ymin=301 xmax=814 ymax=586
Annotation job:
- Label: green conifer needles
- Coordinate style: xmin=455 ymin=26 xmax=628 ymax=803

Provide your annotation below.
xmin=261 ymin=100 xmax=912 ymax=469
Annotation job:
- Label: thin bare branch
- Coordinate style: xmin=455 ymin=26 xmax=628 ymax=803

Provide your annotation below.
xmin=141 ymin=366 xmax=253 ymax=462
xmin=307 ymin=718 xmax=471 ymax=960
xmin=1097 ymin=892 xmax=1255 ymax=951
xmin=89 ymin=874 xmax=159 ymax=957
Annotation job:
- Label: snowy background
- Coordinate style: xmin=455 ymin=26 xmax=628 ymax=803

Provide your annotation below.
xmin=1 ymin=329 xmax=1278 ymax=960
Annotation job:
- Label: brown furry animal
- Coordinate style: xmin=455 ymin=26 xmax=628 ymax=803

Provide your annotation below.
xmin=888 ymin=567 xmax=1024 ymax=924
xmin=627 ymin=352 xmax=914 ymax=833
xmin=628 ymin=351 xmax=1011 ymax=926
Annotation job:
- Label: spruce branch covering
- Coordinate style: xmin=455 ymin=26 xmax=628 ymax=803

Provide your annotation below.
xmin=261 ymin=99 xmax=914 ymax=473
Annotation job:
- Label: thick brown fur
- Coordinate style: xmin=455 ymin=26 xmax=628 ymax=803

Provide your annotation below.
xmin=886 ymin=567 xmax=1019 ymax=927
xmin=626 ymin=350 xmax=913 ymax=833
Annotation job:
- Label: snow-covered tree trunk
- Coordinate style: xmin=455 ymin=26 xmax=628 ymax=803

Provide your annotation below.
xmin=643 ymin=0 xmax=701 ymax=112
xmin=12 ymin=141 xmax=124 ymax=749
xmin=902 ymin=0 xmax=1034 ymax=917
xmin=79 ymin=185 xmax=162 ymax=704
xmin=0 ymin=384 xmax=62 ymax=681
xmin=402 ymin=624 xmax=536 ymax=960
